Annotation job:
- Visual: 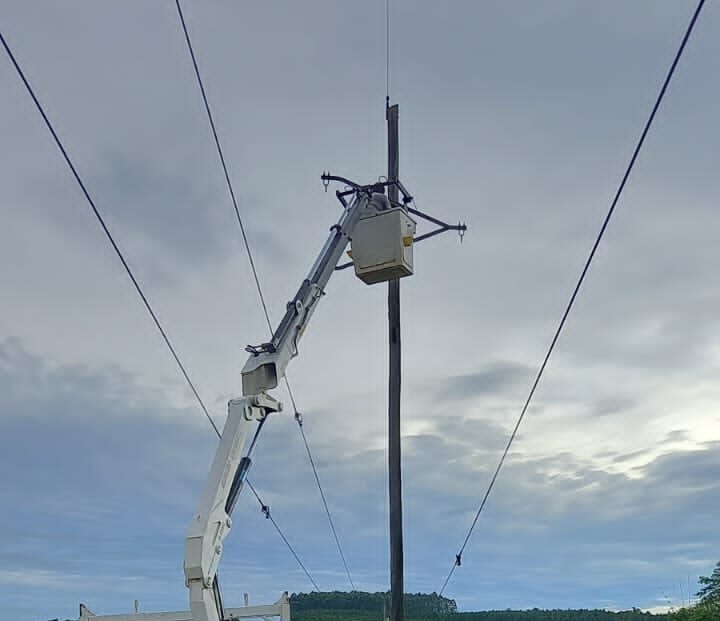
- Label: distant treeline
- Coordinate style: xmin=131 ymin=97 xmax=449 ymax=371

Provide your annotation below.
xmin=290 ymin=591 xmax=457 ymax=616
xmin=289 ymin=592 xmax=667 ymax=621
xmin=455 ymin=611 xmax=666 ymax=621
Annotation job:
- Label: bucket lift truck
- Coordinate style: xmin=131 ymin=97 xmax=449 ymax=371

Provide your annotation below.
xmin=185 ymin=178 xmax=419 ymax=621
xmin=79 ymin=175 xmax=464 ymax=621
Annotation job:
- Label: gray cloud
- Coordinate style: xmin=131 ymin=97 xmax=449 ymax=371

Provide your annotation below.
xmin=435 ymin=362 xmax=535 ymax=402
xmin=89 ymin=150 xmax=230 ymax=264
xmin=1 ymin=336 xmax=719 ymax=618
xmin=662 ymin=430 xmax=690 ymax=444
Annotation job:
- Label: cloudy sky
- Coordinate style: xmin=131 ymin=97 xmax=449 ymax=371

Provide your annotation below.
xmin=2 ymin=1 xmax=720 ymax=620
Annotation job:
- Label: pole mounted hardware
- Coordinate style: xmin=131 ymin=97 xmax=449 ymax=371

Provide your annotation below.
xmin=322 ymin=173 xmax=469 ymax=271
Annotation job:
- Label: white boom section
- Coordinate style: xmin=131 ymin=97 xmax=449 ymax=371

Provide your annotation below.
xmin=184 ymin=188 xmax=383 ymax=621
xmin=184 ymin=394 xmax=281 ymax=621
xmin=241 ymin=191 xmax=378 ymax=395
xmin=79 ymin=593 xmax=291 ymax=621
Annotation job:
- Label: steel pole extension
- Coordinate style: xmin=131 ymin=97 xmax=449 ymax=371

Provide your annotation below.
xmin=386 ymin=101 xmax=403 ymax=621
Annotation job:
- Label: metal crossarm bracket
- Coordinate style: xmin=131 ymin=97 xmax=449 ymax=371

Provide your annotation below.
xmin=321 ymin=172 xmax=413 ymax=205
xmin=408 ymin=204 xmax=467 ymax=243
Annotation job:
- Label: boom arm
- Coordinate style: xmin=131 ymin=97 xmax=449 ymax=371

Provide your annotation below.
xmin=185 ymin=187 xmax=383 ymax=621
xmin=184 ymin=394 xmax=280 ymax=621
xmin=241 ymin=190 xmax=379 ymax=395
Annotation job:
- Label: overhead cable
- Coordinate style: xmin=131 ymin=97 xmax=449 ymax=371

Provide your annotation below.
xmin=173 ymin=0 xmax=272 ymax=334
xmin=0 ymin=29 xmax=221 ymax=440
xmin=0 ymin=27 xmax=317 ymax=590
xmin=174 ymin=0 xmax=355 ymax=591
xmin=439 ymin=0 xmax=707 ymax=596
xmin=288 ymin=379 xmax=356 ymax=591
xmin=247 ymin=479 xmax=321 ymax=592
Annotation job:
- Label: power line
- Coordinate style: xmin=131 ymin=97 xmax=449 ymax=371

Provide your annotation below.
xmin=288 ymin=379 xmax=356 ymax=591
xmin=247 ymin=479 xmax=321 ymax=592
xmin=174 ymin=0 xmax=355 ymax=591
xmin=3 ymin=17 xmax=334 ymax=610
xmin=0 ymin=29 xmax=221 ymax=440
xmin=173 ymin=0 xmax=273 ymax=334
xmin=0 ymin=25 xmax=319 ymax=591
xmin=439 ymin=0 xmax=707 ymax=596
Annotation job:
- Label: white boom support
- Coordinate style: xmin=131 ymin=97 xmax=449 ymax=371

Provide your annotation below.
xmin=185 ymin=188 xmax=391 ymax=621
xmin=184 ymin=394 xmax=281 ymax=621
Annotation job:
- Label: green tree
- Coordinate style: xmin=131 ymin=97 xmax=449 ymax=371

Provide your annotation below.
xmin=696 ymin=560 xmax=720 ymax=604
xmin=668 ymin=601 xmax=719 ymax=621
xmin=667 ymin=560 xmax=720 ymax=621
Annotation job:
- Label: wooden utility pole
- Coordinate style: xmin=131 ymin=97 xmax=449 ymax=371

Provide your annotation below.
xmin=386 ymin=101 xmax=403 ymax=621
